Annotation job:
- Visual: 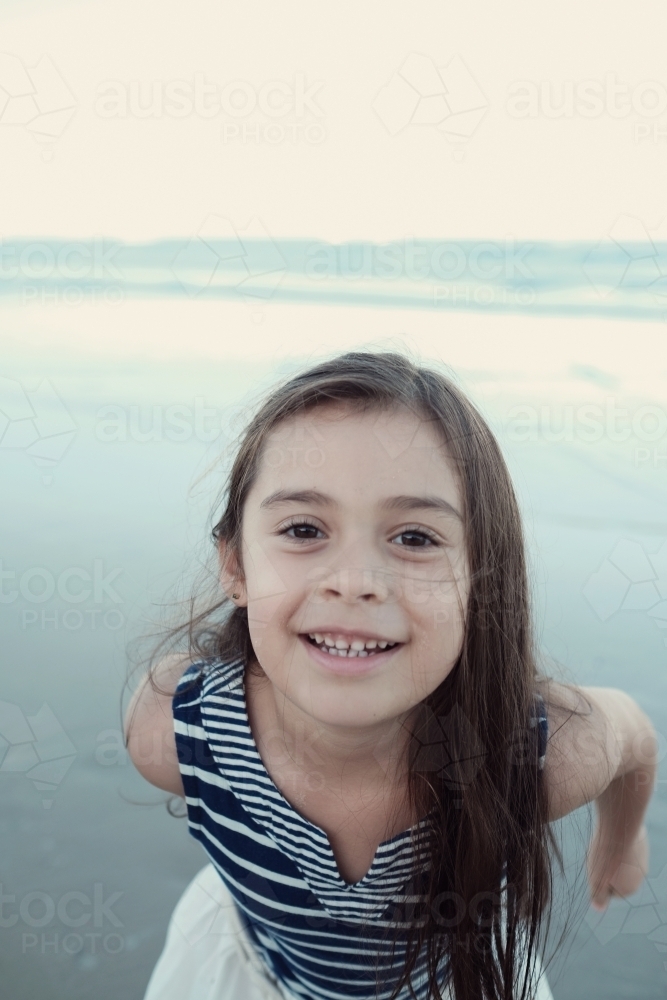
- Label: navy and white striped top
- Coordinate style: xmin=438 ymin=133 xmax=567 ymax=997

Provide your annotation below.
xmin=173 ymin=656 xmax=549 ymax=1000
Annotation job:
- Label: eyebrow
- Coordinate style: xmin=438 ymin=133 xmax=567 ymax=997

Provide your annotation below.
xmin=259 ymin=489 xmax=463 ymax=521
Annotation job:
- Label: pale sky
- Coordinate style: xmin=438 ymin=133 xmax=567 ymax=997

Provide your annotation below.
xmin=2 ymin=0 xmax=667 ymax=374
xmin=1 ymin=0 xmax=666 ymax=241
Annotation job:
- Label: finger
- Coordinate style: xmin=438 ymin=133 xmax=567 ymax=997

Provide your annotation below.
xmin=592 ymin=887 xmax=615 ymax=910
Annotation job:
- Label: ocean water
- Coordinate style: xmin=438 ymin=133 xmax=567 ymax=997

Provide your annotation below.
xmin=1 ymin=267 xmax=667 ymax=999
xmin=1 ymin=235 xmax=667 ymax=321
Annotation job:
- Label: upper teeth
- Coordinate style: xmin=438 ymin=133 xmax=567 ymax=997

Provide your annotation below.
xmin=307 ymin=633 xmax=396 ymax=656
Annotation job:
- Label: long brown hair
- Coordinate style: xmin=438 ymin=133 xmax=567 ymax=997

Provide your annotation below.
xmin=140 ymin=349 xmax=583 ymax=1000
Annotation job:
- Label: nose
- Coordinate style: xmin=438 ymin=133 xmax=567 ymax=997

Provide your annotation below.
xmin=310 ymin=563 xmax=394 ymax=604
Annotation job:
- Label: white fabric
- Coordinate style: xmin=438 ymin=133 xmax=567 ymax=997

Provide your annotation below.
xmin=143 ymin=864 xmax=556 ymax=1000
xmin=143 ymin=864 xmax=287 ymax=1000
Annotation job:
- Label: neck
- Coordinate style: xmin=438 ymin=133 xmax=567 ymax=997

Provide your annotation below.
xmin=247 ymin=666 xmax=413 ymax=791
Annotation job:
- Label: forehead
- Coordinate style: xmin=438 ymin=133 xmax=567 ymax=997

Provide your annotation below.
xmin=250 ymin=403 xmax=461 ymax=501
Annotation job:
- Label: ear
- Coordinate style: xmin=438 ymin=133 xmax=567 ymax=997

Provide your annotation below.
xmin=217 ymin=537 xmax=247 ymax=607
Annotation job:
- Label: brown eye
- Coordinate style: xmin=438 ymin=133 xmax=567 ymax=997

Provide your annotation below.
xmin=397 ymin=532 xmax=429 ymax=547
xmin=393 ymin=528 xmax=440 ymax=548
xmin=291 ymin=524 xmax=319 ymax=539
xmin=279 ymin=520 xmax=324 ymax=542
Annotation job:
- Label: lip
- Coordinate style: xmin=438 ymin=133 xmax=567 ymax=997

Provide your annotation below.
xmin=298 ymin=633 xmax=403 ymax=676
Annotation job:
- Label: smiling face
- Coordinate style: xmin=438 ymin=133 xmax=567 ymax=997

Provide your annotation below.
xmin=222 ymin=402 xmax=470 ymax=733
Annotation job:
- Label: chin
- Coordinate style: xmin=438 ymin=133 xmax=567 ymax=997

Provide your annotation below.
xmin=298 ymin=679 xmax=409 ymax=730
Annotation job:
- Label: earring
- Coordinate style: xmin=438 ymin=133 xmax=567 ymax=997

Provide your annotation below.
xmin=232 ymin=593 xmax=239 ymax=599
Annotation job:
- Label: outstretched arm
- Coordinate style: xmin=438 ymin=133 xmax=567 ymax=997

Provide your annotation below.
xmin=542 ymin=682 xmax=658 ymax=908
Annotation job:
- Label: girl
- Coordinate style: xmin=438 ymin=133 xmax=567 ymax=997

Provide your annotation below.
xmin=125 ymin=350 xmax=657 ymax=1000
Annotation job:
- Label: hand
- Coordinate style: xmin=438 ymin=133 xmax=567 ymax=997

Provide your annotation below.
xmin=587 ymin=822 xmax=649 ymax=911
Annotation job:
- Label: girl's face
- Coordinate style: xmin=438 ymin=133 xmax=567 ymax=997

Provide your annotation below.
xmin=226 ymin=403 xmax=469 ymax=732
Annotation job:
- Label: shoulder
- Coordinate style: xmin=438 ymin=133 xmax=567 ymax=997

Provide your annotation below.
xmin=124 ymin=655 xmax=206 ymax=795
xmin=124 ymin=655 xmax=243 ymax=795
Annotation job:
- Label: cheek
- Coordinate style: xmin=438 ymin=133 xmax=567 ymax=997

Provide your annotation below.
xmin=408 ymin=564 xmax=468 ymax=642
xmin=379 ymin=653 xmax=455 ymax=717
xmin=243 ymin=538 xmax=289 ymax=602
xmin=404 ymin=585 xmax=467 ymax=700
xmin=242 ymin=538 xmax=295 ymax=635
xmin=427 ymin=589 xmax=467 ymax=649
xmin=242 ymin=544 xmax=325 ymax=668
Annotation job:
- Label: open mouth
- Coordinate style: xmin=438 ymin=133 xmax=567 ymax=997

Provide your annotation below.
xmin=302 ymin=633 xmax=401 ymax=658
